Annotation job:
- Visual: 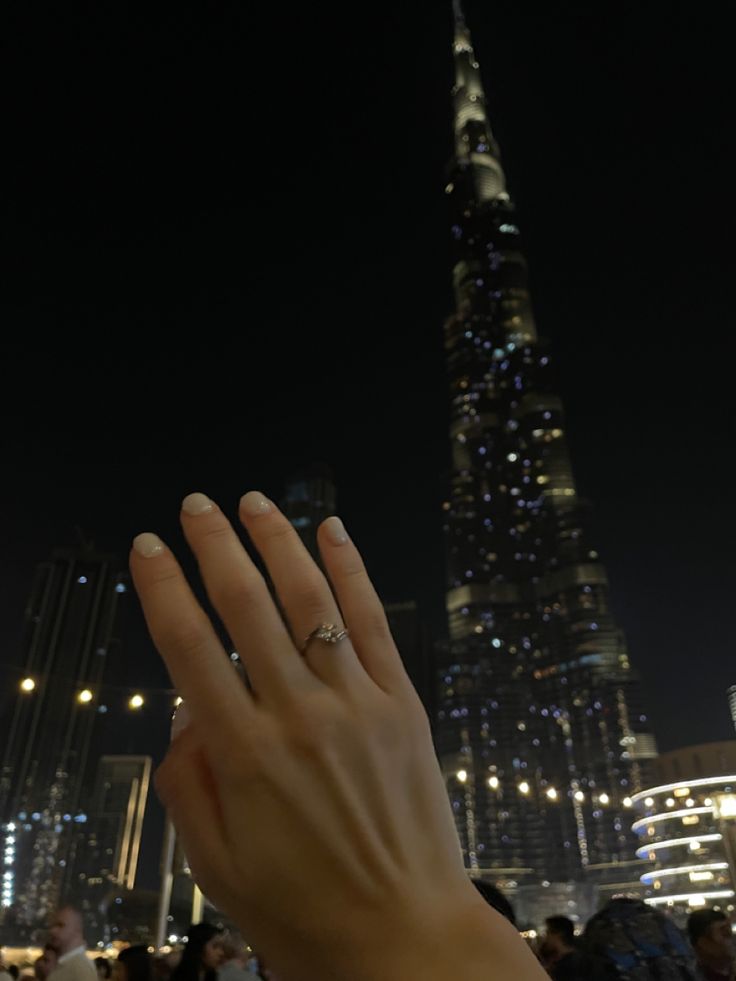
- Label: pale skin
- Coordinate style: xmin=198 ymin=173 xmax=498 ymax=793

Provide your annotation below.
xmin=130 ymin=490 xmax=547 ymax=981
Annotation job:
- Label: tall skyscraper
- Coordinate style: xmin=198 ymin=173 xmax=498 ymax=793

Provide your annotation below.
xmin=0 ymin=546 xmax=128 ymax=939
xmin=281 ymin=464 xmax=337 ymax=562
xmin=69 ymin=755 xmax=152 ymax=942
xmin=434 ymin=3 xmax=656 ymax=912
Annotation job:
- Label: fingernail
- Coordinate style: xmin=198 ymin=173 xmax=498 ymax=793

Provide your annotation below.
xmin=171 ymin=700 xmax=191 ymax=741
xmin=182 ymin=492 xmax=215 ymax=516
xmin=133 ymin=533 xmax=166 ymax=558
xmin=323 ymin=516 xmax=349 ymax=545
xmin=240 ymin=491 xmax=273 ymax=516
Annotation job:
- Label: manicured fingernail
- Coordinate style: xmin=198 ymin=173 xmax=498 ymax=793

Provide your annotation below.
xmin=133 ymin=533 xmax=166 ymax=558
xmin=323 ymin=516 xmax=349 ymax=545
xmin=171 ymin=701 xmax=190 ymax=741
xmin=182 ymin=492 xmax=215 ymax=516
xmin=240 ymin=491 xmax=273 ymax=516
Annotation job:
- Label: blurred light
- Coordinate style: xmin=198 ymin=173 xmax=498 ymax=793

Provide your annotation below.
xmin=174 ymin=696 xmax=183 ymax=707
xmin=623 ymin=797 xmax=633 ymax=807
xmin=20 ymin=678 xmax=36 ymax=693
xmin=598 ymin=793 xmax=610 ymax=805
xmin=456 ymin=770 xmax=468 ymax=783
xmin=488 ymin=776 xmax=499 ymax=789
xmin=686 ymin=798 xmax=695 ymax=808
xmin=716 ymin=795 xmax=736 ymax=819
xmin=645 ymin=797 xmax=654 ymax=807
xmin=519 ymin=781 xmax=530 ymax=795
xmin=546 ymin=787 xmax=558 ymax=801
xmin=168 ymin=935 xmax=178 ymax=944
xmin=128 ymin=694 xmax=144 ymax=710
xmin=666 ymin=798 xmax=676 ymax=807
xmin=574 ymin=791 xmax=585 ymax=802
xmin=77 ymin=689 xmax=93 ymax=704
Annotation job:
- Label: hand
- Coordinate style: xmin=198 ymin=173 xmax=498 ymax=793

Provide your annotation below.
xmin=130 ymin=491 xmax=545 ymax=981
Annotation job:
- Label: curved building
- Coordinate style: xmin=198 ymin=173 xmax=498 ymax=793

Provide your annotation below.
xmin=631 ymin=744 xmax=736 ymax=919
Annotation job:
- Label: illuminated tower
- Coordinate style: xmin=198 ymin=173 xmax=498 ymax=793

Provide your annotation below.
xmin=435 ymin=2 xmax=656 ymax=903
xmin=0 ymin=547 xmax=127 ymax=938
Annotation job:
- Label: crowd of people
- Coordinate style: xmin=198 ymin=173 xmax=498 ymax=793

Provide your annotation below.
xmin=0 ymin=898 xmax=732 ymax=981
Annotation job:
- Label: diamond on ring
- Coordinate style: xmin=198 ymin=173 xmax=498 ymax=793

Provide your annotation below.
xmin=300 ymin=622 xmax=349 ymax=655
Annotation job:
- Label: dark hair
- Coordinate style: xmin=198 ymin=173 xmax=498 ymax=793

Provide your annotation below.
xmin=95 ymin=960 xmax=111 ymax=980
xmin=171 ymin=924 xmax=222 ymax=981
xmin=118 ymin=947 xmax=153 ymax=981
xmin=471 ymin=879 xmax=517 ymax=927
xmin=546 ymin=915 xmax=576 ymax=946
xmin=9 ymin=968 xmax=20 ymax=981
xmin=687 ymin=908 xmax=728 ymax=946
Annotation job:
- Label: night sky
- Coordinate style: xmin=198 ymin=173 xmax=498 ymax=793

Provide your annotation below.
xmin=2 ymin=1 xmax=734 ymax=884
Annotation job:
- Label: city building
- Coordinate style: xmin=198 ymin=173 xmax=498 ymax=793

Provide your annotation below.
xmin=281 ymin=465 xmax=336 ymax=563
xmin=68 ymin=755 xmax=152 ymax=942
xmin=728 ymin=686 xmax=736 ymax=735
xmin=0 ymin=546 xmax=128 ymax=940
xmin=434 ymin=2 xmax=656 ymax=917
xmin=631 ymin=742 xmax=736 ymax=923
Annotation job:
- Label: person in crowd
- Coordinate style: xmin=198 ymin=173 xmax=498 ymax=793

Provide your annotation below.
xmin=687 ymin=908 xmax=735 ymax=981
xmin=95 ymin=960 xmax=111 ymax=981
xmin=539 ymin=915 xmax=589 ymax=979
xmin=114 ymin=946 xmax=154 ymax=981
xmin=217 ymin=938 xmax=250 ymax=981
xmin=130 ymin=491 xmax=548 ymax=981
xmin=47 ymin=907 xmax=96 ymax=981
xmin=170 ymin=924 xmax=224 ymax=981
xmin=8 ymin=967 xmax=20 ymax=981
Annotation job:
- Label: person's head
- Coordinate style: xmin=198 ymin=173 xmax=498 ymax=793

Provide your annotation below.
xmin=174 ymin=924 xmax=224 ymax=981
xmin=48 ymin=906 xmax=85 ymax=956
xmin=688 ymin=908 xmax=734 ymax=967
xmin=95 ymin=959 xmax=112 ymax=981
xmin=544 ymin=915 xmax=576 ymax=956
xmin=219 ymin=936 xmax=246 ymax=967
xmin=115 ymin=946 xmax=153 ymax=981
xmin=8 ymin=966 xmax=19 ymax=981
xmin=471 ymin=879 xmax=517 ymax=927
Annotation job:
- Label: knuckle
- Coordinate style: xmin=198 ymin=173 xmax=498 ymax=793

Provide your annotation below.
xmin=210 ymin=572 xmax=264 ymax=615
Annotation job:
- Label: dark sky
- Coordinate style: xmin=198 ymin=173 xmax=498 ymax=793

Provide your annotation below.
xmin=2 ymin=1 xmax=735 ymax=879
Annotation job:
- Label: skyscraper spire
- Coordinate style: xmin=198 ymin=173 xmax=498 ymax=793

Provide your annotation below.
xmin=450 ymin=2 xmax=507 ymax=202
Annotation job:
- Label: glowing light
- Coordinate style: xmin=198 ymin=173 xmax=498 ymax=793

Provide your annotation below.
xmin=634 ymin=833 xmax=723 ymax=859
xmin=666 ymin=798 xmax=675 ymax=807
xmin=640 ymin=863 xmax=728 ymax=883
xmin=598 ymin=793 xmax=610 ymax=805
xmin=174 ymin=696 xmax=183 ymax=707
xmin=574 ymin=791 xmax=585 ymax=802
xmin=128 ymin=694 xmax=144 ymax=710
xmin=488 ymin=776 xmax=499 ymax=790
xmin=645 ymin=890 xmax=734 ymax=907
xmin=456 ymin=770 xmax=468 ymax=783
xmin=631 ymin=777 xmax=736 ymax=802
xmin=519 ymin=781 xmax=530 ymax=795
xmin=623 ymin=797 xmax=633 ymax=807
xmin=645 ymin=797 xmax=655 ymax=807
xmin=632 ymin=807 xmax=714 ymax=832
xmin=546 ymin=787 xmax=558 ymax=801
xmin=20 ymin=678 xmax=36 ymax=692
xmin=77 ymin=689 xmax=93 ymax=704
xmin=715 ymin=795 xmax=736 ymax=819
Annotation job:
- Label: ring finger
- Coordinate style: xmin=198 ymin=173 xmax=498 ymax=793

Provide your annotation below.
xmin=238 ymin=491 xmax=367 ymax=688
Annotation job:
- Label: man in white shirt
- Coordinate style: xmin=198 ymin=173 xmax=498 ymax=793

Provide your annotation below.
xmin=47 ymin=907 xmax=97 ymax=981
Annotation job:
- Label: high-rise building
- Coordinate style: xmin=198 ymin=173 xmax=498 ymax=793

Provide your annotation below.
xmin=728 ymin=686 xmax=736 ymax=734
xmin=68 ymin=755 xmax=152 ymax=942
xmin=0 ymin=547 xmax=128 ymax=939
xmin=434 ymin=3 xmax=656 ymax=913
xmin=281 ymin=465 xmax=337 ymax=562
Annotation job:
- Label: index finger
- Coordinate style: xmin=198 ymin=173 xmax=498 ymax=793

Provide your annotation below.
xmin=130 ymin=531 xmax=254 ymax=737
